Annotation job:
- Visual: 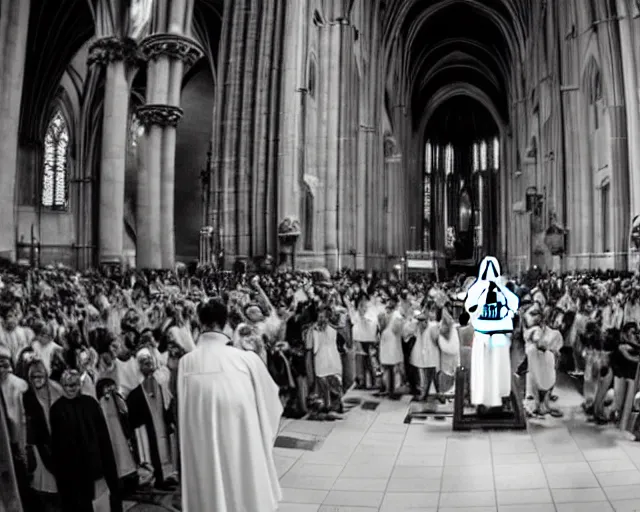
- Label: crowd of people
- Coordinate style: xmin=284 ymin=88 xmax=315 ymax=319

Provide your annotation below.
xmin=1 ymin=260 xmax=640 ymax=511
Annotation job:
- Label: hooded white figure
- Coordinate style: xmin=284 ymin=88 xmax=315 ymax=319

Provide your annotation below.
xmin=464 ymin=256 xmax=520 ymax=408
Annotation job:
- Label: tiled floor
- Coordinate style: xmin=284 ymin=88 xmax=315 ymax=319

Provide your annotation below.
xmin=274 ymin=383 xmax=640 ymax=512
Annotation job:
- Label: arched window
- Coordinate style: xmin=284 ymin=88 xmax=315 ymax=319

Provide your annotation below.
xmin=41 ymin=110 xmax=70 ymax=210
xmin=591 ymin=70 xmax=602 ymax=130
xmin=492 ymin=137 xmax=500 ymax=170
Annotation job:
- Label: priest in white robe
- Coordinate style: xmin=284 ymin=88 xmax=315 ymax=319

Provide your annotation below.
xmin=465 ymin=256 xmax=519 ymax=408
xmin=178 ymin=298 xmax=283 ymax=512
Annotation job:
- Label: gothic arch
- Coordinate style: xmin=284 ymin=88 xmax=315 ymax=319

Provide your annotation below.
xmin=583 ymin=56 xmax=603 ymax=104
xmin=418 ymin=83 xmax=507 ymax=139
xmin=19 ymin=0 xmax=94 ymax=146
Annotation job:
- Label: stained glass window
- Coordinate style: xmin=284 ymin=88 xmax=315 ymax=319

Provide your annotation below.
xmin=480 ymin=140 xmax=488 ymax=171
xmin=472 ymin=143 xmax=479 ymax=172
xmin=445 ymin=144 xmax=454 ymax=175
xmin=493 ymin=137 xmax=500 ymax=170
xmin=425 ymin=142 xmax=432 ymax=174
xmin=41 ymin=110 xmax=69 ymax=209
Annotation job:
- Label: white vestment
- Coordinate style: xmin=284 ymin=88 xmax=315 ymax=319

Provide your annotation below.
xmin=470 ymin=332 xmax=512 ymax=406
xmin=465 ymin=256 xmax=519 ymax=407
xmin=178 ymin=332 xmax=283 ymax=512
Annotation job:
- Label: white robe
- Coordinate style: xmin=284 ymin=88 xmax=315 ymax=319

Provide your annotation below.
xmin=470 ymin=332 xmax=512 ymax=407
xmin=465 ymin=256 xmax=519 ymax=407
xmin=178 ymin=332 xmax=283 ymax=512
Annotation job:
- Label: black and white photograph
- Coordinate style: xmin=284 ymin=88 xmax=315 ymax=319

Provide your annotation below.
xmin=2 ymin=1 xmax=640 ymax=511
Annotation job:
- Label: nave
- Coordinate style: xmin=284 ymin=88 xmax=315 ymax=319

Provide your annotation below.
xmin=273 ymin=380 xmax=640 ymax=512
xmin=118 ymin=379 xmax=640 ymax=512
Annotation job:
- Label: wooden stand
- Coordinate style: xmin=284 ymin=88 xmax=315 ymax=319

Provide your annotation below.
xmin=452 ymin=367 xmax=527 ymax=431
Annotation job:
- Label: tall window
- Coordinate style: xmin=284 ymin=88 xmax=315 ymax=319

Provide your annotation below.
xmin=445 ymin=144 xmax=454 ymax=175
xmin=472 ymin=142 xmax=480 ymax=172
xmin=480 ymin=140 xmax=488 ymax=171
xmin=425 ymin=141 xmax=432 ymax=174
xmin=434 ymin=145 xmax=441 ymax=170
xmin=601 ymin=183 xmax=610 ymax=252
xmin=302 ymin=184 xmax=314 ymax=250
xmin=492 ymin=137 xmax=500 ymax=170
xmin=591 ymin=71 xmax=602 ymax=130
xmin=41 ymin=110 xmax=70 ymax=210
xmin=424 ymin=142 xmax=432 ymax=249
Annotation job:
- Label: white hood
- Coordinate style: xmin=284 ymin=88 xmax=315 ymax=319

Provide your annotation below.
xmin=478 ymin=256 xmax=501 ymax=281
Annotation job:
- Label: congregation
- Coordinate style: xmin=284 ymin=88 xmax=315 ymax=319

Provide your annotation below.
xmin=1 ymin=261 xmax=640 ymax=511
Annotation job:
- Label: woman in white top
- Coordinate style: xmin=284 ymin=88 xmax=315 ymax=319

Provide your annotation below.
xmin=378 ymin=298 xmax=404 ymax=398
xmin=346 ymin=293 xmax=379 ymax=389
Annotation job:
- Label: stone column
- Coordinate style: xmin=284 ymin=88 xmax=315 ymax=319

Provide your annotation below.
xmin=609 ymin=106 xmax=630 ymax=269
xmin=617 ymin=1 xmax=640 ymax=260
xmin=384 ymin=136 xmax=400 ymax=258
xmin=0 ymin=0 xmax=30 ymax=260
xmin=278 ymin=0 xmax=308 ymax=226
xmin=89 ymin=37 xmax=139 ymax=265
xmin=136 ymin=104 xmax=183 ymax=268
xmin=319 ymin=11 xmax=347 ymax=272
xmin=138 ymin=34 xmax=203 ymax=268
xmin=356 ymin=126 xmax=374 ymax=269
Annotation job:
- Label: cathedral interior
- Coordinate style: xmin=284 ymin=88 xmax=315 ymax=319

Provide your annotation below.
xmin=1 ymin=0 xmax=640 ymax=273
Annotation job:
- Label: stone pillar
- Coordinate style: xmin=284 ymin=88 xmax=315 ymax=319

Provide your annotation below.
xmin=0 ymin=0 xmax=30 ymax=260
xmin=138 ymin=34 xmax=203 ymax=269
xmin=278 ymin=0 xmax=308 ymax=228
xmin=319 ymin=11 xmax=347 ymax=272
xmin=89 ymin=37 xmax=140 ymax=265
xmin=617 ymin=1 xmax=640 ymax=264
xmin=211 ymin=0 xmax=284 ymax=266
xmin=136 ymin=104 xmax=183 ymax=268
xmin=384 ymin=136 xmax=401 ymax=259
xmin=609 ymin=106 xmax=630 ymax=269
xmin=356 ymin=126 xmax=373 ymax=269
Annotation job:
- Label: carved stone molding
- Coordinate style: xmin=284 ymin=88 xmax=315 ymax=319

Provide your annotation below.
xmin=87 ymin=37 xmax=142 ymax=67
xmin=139 ymin=33 xmax=204 ymax=67
xmin=136 ymin=104 xmax=184 ymax=128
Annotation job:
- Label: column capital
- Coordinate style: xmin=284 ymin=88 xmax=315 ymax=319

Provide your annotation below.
xmin=139 ymin=33 xmax=204 ymax=67
xmin=136 ymin=104 xmax=184 ymax=127
xmin=87 ymin=37 xmax=142 ymax=67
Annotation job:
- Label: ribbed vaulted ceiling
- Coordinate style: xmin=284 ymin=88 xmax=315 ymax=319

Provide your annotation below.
xmin=383 ymin=0 xmax=532 ymax=132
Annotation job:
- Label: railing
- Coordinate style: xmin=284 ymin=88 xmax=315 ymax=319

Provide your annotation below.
xmin=16 ymin=240 xmax=95 ymax=269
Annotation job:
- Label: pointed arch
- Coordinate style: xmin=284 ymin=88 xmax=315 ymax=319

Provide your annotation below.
xmin=41 ymin=110 xmax=70 ymax=210
xmin=583 ymin=56 xmax=604 ymax=133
